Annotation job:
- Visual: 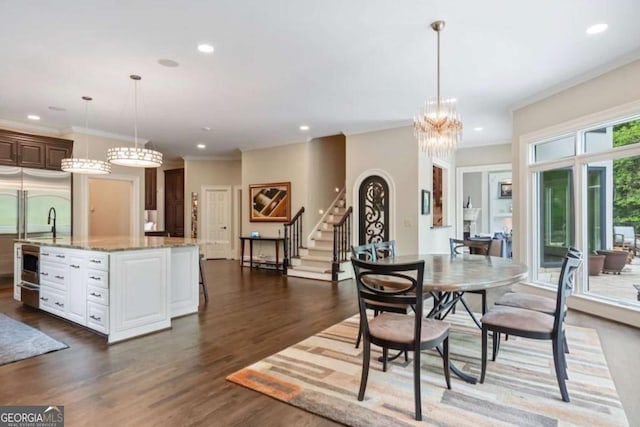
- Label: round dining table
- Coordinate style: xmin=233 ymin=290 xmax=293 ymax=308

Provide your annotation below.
xmin=373 ymin=253 xmax=528 ymax=383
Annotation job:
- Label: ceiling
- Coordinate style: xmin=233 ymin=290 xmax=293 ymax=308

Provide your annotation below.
xmin=2 ymin=1 xmax=640 ymax=160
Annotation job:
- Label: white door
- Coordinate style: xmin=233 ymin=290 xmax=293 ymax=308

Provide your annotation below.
xmin=204 ymin=187 xmax=231 ymax=259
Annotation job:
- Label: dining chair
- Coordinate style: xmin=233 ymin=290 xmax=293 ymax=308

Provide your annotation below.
xmin=480 ymin=251 xmax=583 ymax=402
xmin=351 ymin=243 xmax=410 ymax=349
xmin=373 ymin=239 xmax=397 ymax=259
xmin=448 ymin=238 xmax=494 ymax=327
xmin=351 ymin=257 xmax=450 ymax=421
xmin=494 ymin=247 xmax=581 ymax=352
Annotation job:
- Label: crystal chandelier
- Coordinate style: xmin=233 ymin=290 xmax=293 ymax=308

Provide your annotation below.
xmin=61 ymin=96 xmax=112 ymax=175
xmin=107 ymin=75 xmax=163 ymax=168
xmin=414 ymin=20 xmax=462 ymax=156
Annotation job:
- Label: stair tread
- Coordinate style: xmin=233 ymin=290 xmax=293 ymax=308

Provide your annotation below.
xmin=289 ymin=265 xmax=331 ymax=273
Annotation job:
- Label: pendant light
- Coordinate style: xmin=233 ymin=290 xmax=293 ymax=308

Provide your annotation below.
xmin=61 ymin=96 xmax=112 ymax=174
xmin=107 ymin=75 xmax=163 ymax=168
xmin=413 ymin=20 xmax=463 ymax=156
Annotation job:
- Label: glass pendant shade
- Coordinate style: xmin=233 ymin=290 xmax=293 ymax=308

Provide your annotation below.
xmin=414 ymin=97 xmax=462 ymax=156
xmin=108 ymin=74 xmax=163 ymax=168
xmin=61 ymin=158 xmax=111 ymax=174
xmin=61 ymin=96 xmax=112 ymax=175
xmin=413 ymin=20 xmax=462 ymax=156
xmin=107 ymin=147 xmax=163 ymax=167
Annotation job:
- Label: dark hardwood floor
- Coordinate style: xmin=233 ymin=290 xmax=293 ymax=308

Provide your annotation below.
xmin=1 ymin=260 xmax=638 ymax=426
xmin=0 ymin=261 xmax=356 ymax=426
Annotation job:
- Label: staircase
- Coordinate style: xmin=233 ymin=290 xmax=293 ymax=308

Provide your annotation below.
xmin=287 ymin=193 xmax=352 ymax=282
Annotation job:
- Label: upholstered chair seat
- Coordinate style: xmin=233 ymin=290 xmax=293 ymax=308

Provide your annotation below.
xmin=369 ymin=313 xmax=450 ymax=344
xmin=495 ymin=292 xmax=555 ymax=314
xmin=480 ymin=306 xmax=554 ymax=336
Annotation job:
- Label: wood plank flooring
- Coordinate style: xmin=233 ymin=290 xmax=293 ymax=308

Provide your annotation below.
xmin=1 ymin=260 xmax=638 ymax=426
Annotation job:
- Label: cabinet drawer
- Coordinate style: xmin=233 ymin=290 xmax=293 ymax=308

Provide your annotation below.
xmin=87 ymin=302 xmax=109 ymax=334
xmin=87 ymin=285 xmax=109 ymax=305
xmin=86 ymin=269 xmax=108 ymax=289
xmin=40 ymin=248 xmax=67 ymax=263
xmin=86 ymin=253 xmax=109 ymax=271
xmin=39 ymin=287 xmax=66 ymax=318
xmin=39 ymin=262 xmax=67 ymax=290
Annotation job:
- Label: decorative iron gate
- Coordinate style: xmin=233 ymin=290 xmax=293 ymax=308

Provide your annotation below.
xmin=358 ymin=175 xmax=389 ymax=245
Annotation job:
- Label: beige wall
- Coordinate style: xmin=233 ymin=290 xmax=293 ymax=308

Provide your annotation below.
xmin=306 ymin=135 xmax=346 ymax=234
xmin=456 ymin=143 xmax=511 ymax=167
xmin=512 ymin=59 xmax=640 ymax=262
xmin=242 ymin=142 xmax=308 ymax=242
xmin=346 ymin=126 xmax=454 ymax=255
xmin=184 ymin=158 xmax=241 ymax=242
xmin=61 ymin=131 xmax=145 ymax=238
xmin=88 ymin=179 xmax=131 ymax=237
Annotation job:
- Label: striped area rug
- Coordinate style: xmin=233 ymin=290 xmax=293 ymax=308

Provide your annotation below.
xmin=227 ymin=312 xmax=628 ymax=426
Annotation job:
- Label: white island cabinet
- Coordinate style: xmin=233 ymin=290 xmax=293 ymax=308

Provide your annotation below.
xmin=14 ymin=237 xmax=200 ymax=344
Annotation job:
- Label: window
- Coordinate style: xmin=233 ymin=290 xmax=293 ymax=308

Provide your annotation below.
xmin=529 ymin=115 xmax=640 ymax=307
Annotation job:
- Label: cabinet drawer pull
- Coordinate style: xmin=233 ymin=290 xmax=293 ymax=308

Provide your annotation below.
xmin=54 ymin=302 xmax=64 ymax=307
xmin=41 ymin=252 xmax=50 ymax=256
xmin=89 ymin=276 xmax=101 ymax=281
xmin=90 ymin=292 xmax=102 ymax=297
xmin=90 ymin=259 xmax=102 ymax=264
xmin=40 ymin=297 xmax=49 ymax=302
xmin=90 ymin=315 xmax=101 ymax=321
xmin=54 ymin=275 xmax=64 ymax=280
xmin=56 ymin=254 xmax=65 ymax=259
xmin=41 ymin=272 xmax=49 ymax=276
xmin=70 ymin=264 xmax=80 ymax=269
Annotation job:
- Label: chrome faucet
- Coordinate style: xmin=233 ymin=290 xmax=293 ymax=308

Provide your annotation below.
xmin=47 ymin=207 xmax=57 ymax=239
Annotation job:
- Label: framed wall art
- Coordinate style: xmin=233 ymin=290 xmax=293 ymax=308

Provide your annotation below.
xmin=499 ymin=182 xmax=512 ymax=199
xmin=249 ymin=182 xmax=291 ymax=222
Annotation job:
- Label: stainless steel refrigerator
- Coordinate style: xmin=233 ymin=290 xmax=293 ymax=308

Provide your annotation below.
xmin=0 ymin=165 xmax=72 ymax=280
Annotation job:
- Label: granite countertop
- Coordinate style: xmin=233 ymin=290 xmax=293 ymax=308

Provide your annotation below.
xmin=15 ymin=236 xmax=201 ymax=252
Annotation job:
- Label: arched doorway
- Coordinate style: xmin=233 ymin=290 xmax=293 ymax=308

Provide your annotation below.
xmin=358 ymin=175 xmax=390 ymax=245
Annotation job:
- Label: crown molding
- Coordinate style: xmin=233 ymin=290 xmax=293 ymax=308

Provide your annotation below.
xmin=63 ymin=126 xmax=149 ymax=144
xmin=182 ymin=155 xmax=241 ymax=161
xmin=0 ymin=118 xmax=62 ymax=136
xmin=511 ymin=48 xmax=640 ymax=112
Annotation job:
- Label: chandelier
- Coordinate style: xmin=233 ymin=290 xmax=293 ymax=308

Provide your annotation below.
xmin=107 ymin=75 xmax=163 ymax=168
xmin=414 ymin=20 xmax=462 ymax=156
xmin=61 ymin=96 xmax=112 ymax=175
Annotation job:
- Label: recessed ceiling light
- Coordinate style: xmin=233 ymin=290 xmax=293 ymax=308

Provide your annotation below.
xmin=197 ymin=144 xmax=206 ymax=149
xmin=586 ymin=23 xmax=608 ymax=35
xmin=48 ymin=106 xmax=66 ymax=112
xmin=473 ymin=126 xmax=484 ymax=131
xmin=299 ymin=125 xmax=310 ymax=131
xmin=27 ymin=114 xmax=40 ymax=121
xmin=201 ymin=126 xmax=211 ymax=131
xmin=158 ymin=59 xmax=179 ymax=67
xmin=197 ymin=44 xmax=214 ymax=53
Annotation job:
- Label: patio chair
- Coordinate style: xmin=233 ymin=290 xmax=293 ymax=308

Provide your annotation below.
xmin=613 ymin=226 xmax=640 ymax=256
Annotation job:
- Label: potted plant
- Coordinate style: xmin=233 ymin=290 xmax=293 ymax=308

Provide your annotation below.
xmin=588 ymin=253 xmax=605 ymax=276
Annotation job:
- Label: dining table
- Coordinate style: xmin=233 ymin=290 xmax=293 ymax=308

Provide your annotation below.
xmin=373 ymin=253 xmax=528 ymax=383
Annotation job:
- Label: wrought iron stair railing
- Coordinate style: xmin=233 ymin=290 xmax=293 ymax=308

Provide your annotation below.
xmin=283 ymin=207 xmax=304 ymax=274
xmin=332 ymin=206 xmax=353 ymax=281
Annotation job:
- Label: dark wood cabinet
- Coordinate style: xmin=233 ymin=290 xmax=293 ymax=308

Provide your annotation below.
xmin=164 ymin=168 xmax=184 ymax=237
xmin=0 ymin=129 xmax=73 ymax=170
xmin=145 ymin=168 xmax=157 ymax=210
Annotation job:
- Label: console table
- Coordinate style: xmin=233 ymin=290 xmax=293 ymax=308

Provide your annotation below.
xmin=239 ymin=237 xmax=286 ymax=272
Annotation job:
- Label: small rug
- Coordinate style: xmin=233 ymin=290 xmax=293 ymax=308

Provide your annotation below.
xmin=227 ymin=312 xmax=628 ymax=426
xmin=0 ymin=313 xmax=68 ymax=366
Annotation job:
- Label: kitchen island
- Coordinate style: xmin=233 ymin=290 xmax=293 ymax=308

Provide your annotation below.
xmin=14 ymin=236 xmax=200 ymax=344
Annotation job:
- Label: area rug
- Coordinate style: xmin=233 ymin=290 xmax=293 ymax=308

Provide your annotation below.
xmin=0 ymin=313 xmax=68 ymax=365
xmin=227 ymin=312 xmax=629 ymax=426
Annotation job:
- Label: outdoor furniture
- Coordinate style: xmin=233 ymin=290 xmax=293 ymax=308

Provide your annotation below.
xmin=596 ymin=250 xmax=628 ymax=274
xmin=613 ymin=226 xmax=640 ymax=256
xmin=480 ymin=252 xmax=583 ymax=402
